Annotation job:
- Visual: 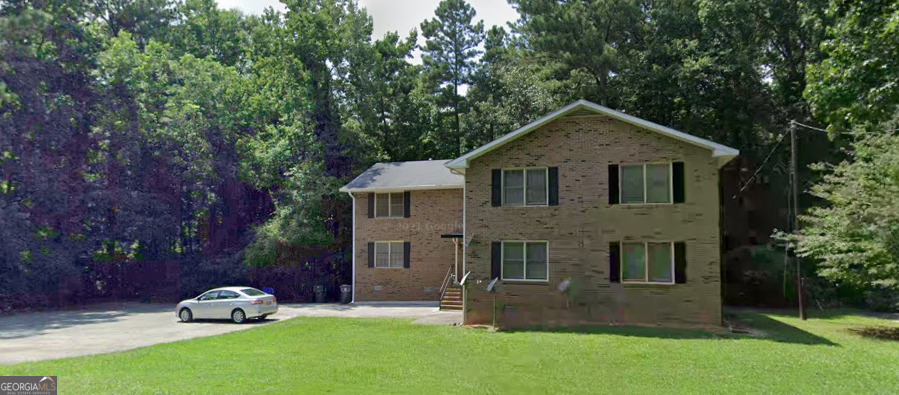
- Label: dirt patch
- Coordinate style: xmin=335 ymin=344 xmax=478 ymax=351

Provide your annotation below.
xmin=848 ymin=326 xmax=899 ymax=341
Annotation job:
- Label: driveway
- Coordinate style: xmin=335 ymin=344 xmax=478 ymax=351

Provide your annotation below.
xmin=0 ymin=302 xmax=461 ymax=365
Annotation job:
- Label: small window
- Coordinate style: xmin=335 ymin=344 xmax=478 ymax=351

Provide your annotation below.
xmin=621 ymin=165 xmax=645 ymax=204
xmin=199 ymin=291 xmax=219 ymax=301
xmin=502 ymin=168 xmax=547 ymax=206
xmin=374 ymin=241 xmax=405 ymax=268
xmin=622 ymin=242 xmax=646 ymax=281
xmin=646 ymin=164 xmax=671 ymax=203
xmin=501 ymin=241 xmax=548 ymax=281
xmin=375 ymin=193 xmax=404 ymax=218
xmin=241 ymin=288 xmax=266 ymax=296
xmin=620 ymin=163 xmax=672 ymax=204
xmin=218 ymin=290 xmax=240 ymax=300
xmin=622 ymin=241 xmax=674 ymax=284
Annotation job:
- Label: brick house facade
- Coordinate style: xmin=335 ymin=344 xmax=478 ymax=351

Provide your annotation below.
xmin=341 ymin=100 xmax=738 ymax=328
xmin=351 ymin=189 xmax=462 ymax=301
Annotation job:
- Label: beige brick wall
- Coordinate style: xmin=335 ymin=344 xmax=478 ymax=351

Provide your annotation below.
xmin=463 ymin=114 xmax=724 ymax=328
xmin=353 ymin=189 xmax=463 ymax=301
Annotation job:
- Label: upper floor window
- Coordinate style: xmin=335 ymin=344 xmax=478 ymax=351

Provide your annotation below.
xmin=502 ymin=168 xmax=547 ymax=206
xmin=621 ymin=163 xmax=671 ymax=204
xmin=375 ymin=192 xmax=404 ymax=218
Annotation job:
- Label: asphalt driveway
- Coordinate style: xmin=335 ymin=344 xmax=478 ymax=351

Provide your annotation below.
xmin=0 ymin=302 xmax=460 ymax=365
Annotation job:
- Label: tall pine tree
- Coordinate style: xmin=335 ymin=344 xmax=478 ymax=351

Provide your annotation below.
xmin=420 ymin=0 xmax=484 ymax=157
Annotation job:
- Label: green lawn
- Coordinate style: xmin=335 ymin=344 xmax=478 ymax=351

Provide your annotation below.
xmin=2 ymin=310 xmax=898 ymax=394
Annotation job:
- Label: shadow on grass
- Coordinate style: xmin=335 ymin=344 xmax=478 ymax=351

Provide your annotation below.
xmin=498 ymin=311 xmax=837 ymax=346
xmin=731 ymin=311 xmax=837 ymax=346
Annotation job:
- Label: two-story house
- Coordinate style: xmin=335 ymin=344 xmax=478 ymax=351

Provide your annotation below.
xmin=340 ymin=100 xmax=739 ymax=328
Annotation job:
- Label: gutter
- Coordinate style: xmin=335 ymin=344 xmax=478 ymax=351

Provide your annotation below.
xmin=346 ymin=192 xmax=356 ymax=304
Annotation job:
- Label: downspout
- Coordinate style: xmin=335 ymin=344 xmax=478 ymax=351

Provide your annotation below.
xmin=346 ymin=192 xmax=356 ymax=304
xmin=462 ymin=178 xmax=467 ymax=324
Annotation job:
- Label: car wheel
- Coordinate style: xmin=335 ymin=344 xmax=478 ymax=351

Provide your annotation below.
xmin=179 ymin=308 xmax=193 ymax=323
xmin=231 ymin=309 xmax=246 ymax=324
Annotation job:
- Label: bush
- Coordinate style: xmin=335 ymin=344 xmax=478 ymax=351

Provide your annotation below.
xmin=863 ymin=287 xmax=899 ymax=312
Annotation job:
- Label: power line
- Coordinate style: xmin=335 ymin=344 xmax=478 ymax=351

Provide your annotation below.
xmin=792 ymin=119 xmax=899 ymax=134
xmin=731 ymin=131 xmax=787 ymax=199
xmin=790 ymin=120 xmax=829 ymax=134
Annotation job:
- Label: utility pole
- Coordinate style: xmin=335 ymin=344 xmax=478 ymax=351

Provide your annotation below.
xmin=790 ymin=121 xmax=807 ymax=320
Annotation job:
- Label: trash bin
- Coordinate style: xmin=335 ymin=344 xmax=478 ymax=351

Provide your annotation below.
xmin=339 ymin=284 xmax=352 ymax=304
xmin=313 ymin=285 xmax=326 ymax=303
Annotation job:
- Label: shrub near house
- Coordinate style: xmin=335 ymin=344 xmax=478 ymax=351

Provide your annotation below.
xmin=342 ymin=100 xmax=739 ymax=328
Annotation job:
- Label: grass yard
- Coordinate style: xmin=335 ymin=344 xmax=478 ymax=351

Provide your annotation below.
xmin=2 ymin=310 xmax=898 ymax=394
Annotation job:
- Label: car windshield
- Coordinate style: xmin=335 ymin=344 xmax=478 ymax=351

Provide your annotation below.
xmin=241 ymin=288 xmax=266 ymax=296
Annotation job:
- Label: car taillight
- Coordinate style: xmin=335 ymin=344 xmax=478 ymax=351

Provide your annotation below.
xmin=251 ymin=299 xmax=264 ymax=305
xmin=272 ymin=297 xmax=277 ymax=303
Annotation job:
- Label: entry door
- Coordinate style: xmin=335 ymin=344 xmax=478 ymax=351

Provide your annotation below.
xmin=194 ymin=291 xmax=219 ymax=318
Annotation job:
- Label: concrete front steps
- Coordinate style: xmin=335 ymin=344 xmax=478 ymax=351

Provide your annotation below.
xmin=440 ymin=286 xmax=462 ymax=311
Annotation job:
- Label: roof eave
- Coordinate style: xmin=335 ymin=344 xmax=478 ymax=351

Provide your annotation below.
xmin=339 ymin=184 xmax=464 ymax=193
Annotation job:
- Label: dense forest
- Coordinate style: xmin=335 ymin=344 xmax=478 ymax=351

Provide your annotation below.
xmin=1 ymin=0 xmax=897 ymax=310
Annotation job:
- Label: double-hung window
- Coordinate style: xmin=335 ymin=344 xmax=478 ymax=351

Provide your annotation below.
xmin=374 ymin=192 xmax=405 ymax=218
xmin=621 ymin=242 xmax=674 ymax=284
xmin=502 ymin=168 xmax=548 ymax=206
xmin=374 ymin=241 xmax=405 ymax=268
xmin=620 ymin=163 xmax=672 ymax=204
xmin=501 ymin=241 xmax=548 ymax=281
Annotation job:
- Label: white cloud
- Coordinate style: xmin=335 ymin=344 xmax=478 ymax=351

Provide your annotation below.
xmin=358 ymin=0 xmax=517 ymax=39
xmin=217 ymin=0 xmax=286 ymax=15
xmin=218 ymin=0 xmax=517 ymax=39
xmin=218 ymin=0 xmax=517 ymax=65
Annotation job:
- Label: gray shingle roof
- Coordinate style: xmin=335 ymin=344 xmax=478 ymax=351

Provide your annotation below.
xmin=339 ymin=160 xmax=463 ymax=192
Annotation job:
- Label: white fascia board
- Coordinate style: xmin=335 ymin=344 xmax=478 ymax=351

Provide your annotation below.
xmin=338 ymin=184 xmax=464 ymax=193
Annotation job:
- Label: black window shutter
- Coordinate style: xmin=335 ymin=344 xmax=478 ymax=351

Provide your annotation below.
xmin=608 ymin=165 xmax=619 ymax=205
xmin=548 ymin=167 xmax=559 ymax=206
xmin=367 ymin=242 xmax=374 ymax=268
xmin=367 ymin=193 xmax=375 ymax=218
xmin=491 ymin=169 xmax=502 ymax=206
xmin=403 ymin=242 xmax=411 ymax=268
xmin=609 ymin=242 xmax=621 ymax=283
xmin=674 ymin=242 xmax=687 ymax=283
xmin=403 ymin=191 xmax=411 ymax=217
xmin=673 ymin=162 xmax=685 ymax=203
xmin=491 ymin=242 xmax=502 ymax=279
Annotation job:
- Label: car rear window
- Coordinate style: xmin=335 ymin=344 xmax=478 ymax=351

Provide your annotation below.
xmin=241 ymin=288 xmax=266 ymax=296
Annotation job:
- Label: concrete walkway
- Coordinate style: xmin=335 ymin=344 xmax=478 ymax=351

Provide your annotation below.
xmin=0 ymin=302 xmax=461 ymax=365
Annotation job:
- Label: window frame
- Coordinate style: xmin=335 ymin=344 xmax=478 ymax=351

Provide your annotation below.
xmin=374 ymin=192 xmax=405 ymax=218
xmin=373 ymin=240 xmax=406 ymax=269
xmin=501 ymin=167 xmax=549 ymax=207
xmin=619 ymin=162 xmax=674 ymax=205
xmin=500 ymin=240 xmax=550 ymax=282
xmin=620 ymin=241 xmax=675 ymax=285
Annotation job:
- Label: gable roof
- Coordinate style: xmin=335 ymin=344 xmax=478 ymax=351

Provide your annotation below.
xmin=339 ymin=160 xmax=463 ymax=193
xmin=445 ymin=100 xmax=740 ymax=170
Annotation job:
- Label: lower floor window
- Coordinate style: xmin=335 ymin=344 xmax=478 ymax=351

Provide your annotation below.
xmin=374 ymin=241 xmax=405 ymax=268
xmin=502 ymin=241 xmax=548 ymax=281
xmin=622 ymin=242 xmax=673 ymax=283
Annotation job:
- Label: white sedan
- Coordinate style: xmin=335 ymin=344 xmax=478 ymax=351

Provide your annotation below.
xmin=176 ymin=287 xmax=278 ymax=324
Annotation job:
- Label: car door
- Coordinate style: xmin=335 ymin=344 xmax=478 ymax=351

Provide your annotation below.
xmin=193 ymin=291 xmax=219 ymax=319
xmin=213 ymin=290 xmax=241 ymax=318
